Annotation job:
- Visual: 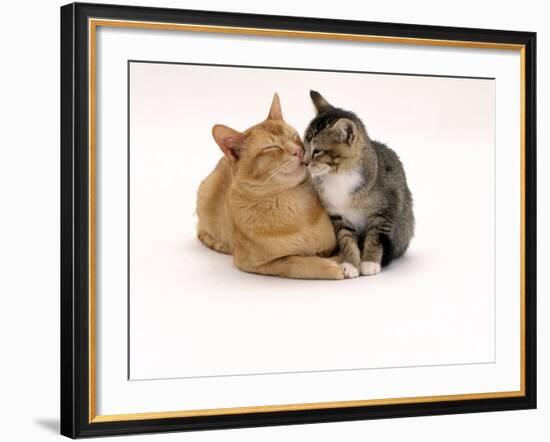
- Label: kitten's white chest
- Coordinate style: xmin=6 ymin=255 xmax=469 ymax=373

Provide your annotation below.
xmin=317 ymin=170 xmax=366 ymax=230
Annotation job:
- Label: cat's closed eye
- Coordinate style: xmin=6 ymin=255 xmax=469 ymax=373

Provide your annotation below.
xmin=262 ymin=145 xmax=282 ymax=153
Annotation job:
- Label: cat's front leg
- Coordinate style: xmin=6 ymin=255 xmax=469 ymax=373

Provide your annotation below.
xmin=239 ymin=255 xmax=345 ymax=280
xmin=361 ymin=231 xmax=384 ymax=276
xmin=330 ymin=215 xmax=361 ymax=278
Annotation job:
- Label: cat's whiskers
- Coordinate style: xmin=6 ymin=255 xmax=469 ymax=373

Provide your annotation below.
xmin=262 ymin=159 xmax=296 ymax=183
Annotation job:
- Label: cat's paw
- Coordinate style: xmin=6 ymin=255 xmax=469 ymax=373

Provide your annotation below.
xmin=360 ymin=261 xmax=381 ymax=276
xmin=340 ymin=262 xmax=359 ymax=279
xmin=318 ymin=259 xmax=345 ymax=280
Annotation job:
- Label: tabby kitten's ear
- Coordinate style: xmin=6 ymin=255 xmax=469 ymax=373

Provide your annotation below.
xmin=267 ymin=93 xmax=283 ymax=120
xmin=212 ymin=124 xmax=245 ymax=161
xmin=310 ymin=90 xmax=333 ymax=114
xmin=332 ymin=118 xmax=357 ymax=145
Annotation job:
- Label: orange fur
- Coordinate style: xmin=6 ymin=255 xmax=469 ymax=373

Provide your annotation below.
xmin=196 ymin=94 xmax=343 ymax=279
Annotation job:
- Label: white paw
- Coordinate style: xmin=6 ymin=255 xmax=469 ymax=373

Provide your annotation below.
xmin=340 ymin=262 xmax=359 ymax=279
xmin=360 ymin=261 xmax=381 ymax=276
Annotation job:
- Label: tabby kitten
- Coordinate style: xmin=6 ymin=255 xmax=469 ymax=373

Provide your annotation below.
xmin=303 ymin=90 xmax=415 ymax=277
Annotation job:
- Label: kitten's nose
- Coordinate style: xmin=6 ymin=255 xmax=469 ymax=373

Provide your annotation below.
xmin=303 ymin=150 xmax=311 ymax=166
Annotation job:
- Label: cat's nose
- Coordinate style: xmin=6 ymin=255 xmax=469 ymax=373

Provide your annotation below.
xmin=302 ymin=150 xmax=311 ymax=165
xmin=291 ymin=147 xmax=304 ymax=162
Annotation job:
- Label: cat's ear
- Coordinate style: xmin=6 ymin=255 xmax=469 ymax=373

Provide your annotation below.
xmin=212 ymin=124 xmax=245 ymax=161
xmin=267 ymin=93 xmax=283 ymax=120
xmin=332 ymin=118 xmax=357 ymax=145
xmin=310 ymin=90 xmax=333 ymax=114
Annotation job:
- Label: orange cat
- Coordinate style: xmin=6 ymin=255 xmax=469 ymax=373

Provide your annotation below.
xmin=196 ymin=94 xmax=344 ymax=280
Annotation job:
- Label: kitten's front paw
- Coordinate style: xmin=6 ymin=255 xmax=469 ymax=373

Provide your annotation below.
xmin=340 ymin=262 xmax=359 ymax=279
xmin=360 ymin=261 xmax=381 ymax=276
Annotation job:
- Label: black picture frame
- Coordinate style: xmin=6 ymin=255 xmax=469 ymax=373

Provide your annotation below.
xmin=61 ymin=2 xmax=536 ymax=438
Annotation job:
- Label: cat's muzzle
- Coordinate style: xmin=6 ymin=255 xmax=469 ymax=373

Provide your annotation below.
xmin=307 ymin=163 xmax=331 ymax=177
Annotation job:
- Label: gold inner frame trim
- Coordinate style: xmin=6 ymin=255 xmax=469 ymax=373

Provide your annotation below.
xmin=90 ymin=18 xmax=525 ymax=50
xmin=92 ymin=391 xmax=524 ymax=423
xmin=88 ymin=18 xmax=527 ymax=424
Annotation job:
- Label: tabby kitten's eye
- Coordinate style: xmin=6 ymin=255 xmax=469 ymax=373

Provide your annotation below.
xmin=312 ymin=149 xmax=323 ymax=158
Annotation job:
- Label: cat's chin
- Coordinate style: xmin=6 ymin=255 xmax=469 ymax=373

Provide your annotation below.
xmin=282 ymin=162 xmax=307 ymax=177
xmin=284 ymin=165 xmax=308 ymax=186
xmin=270 ymin=168 xmax=306 ymax=191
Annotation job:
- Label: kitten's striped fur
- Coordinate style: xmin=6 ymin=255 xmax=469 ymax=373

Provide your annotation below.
xmin=304 ymin=90 xmax=415 ymax=275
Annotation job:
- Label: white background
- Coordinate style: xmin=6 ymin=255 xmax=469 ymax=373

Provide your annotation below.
xmin=130 ymin=61 xmax=496 ymax=380
xmin=0 ymin=0 xmax=547 ymax=441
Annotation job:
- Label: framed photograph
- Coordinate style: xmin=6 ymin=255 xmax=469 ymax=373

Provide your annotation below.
xmin=60 ymin=2 xmax=536 ymax=438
